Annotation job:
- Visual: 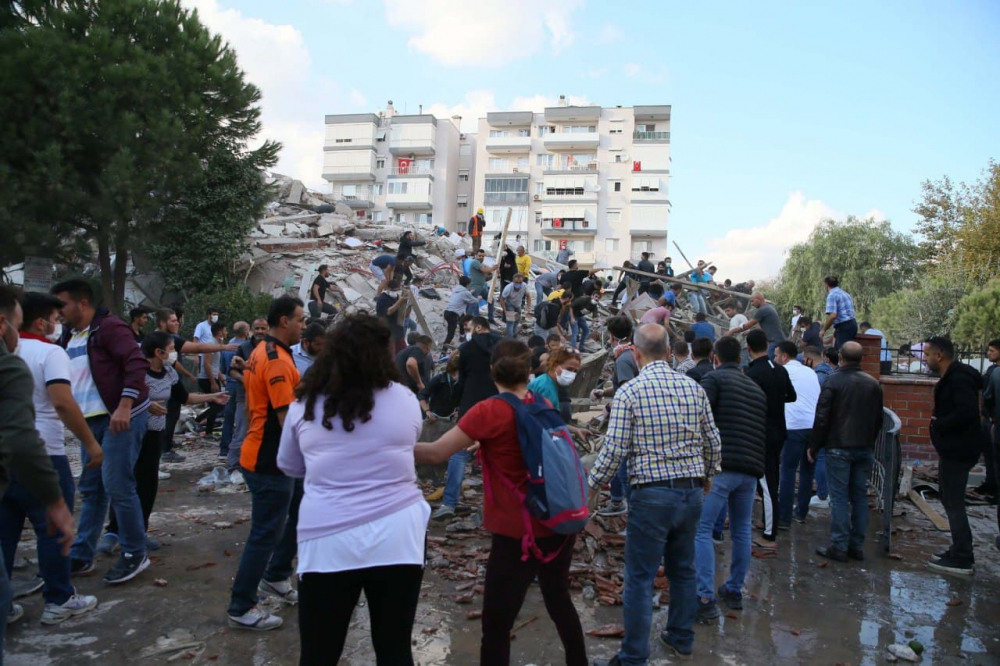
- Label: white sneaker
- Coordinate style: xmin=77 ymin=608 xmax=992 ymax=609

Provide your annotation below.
xmin=158 ymin=470 xmax=171 ymax=480
xmin=41 ymin=594 xmax=98 ymax=625
xmin=228 ymin=607 xmax=283 ymax=631
xmin=810 ymin=496 xmax=830 ymax=509
xmin=7 ymin=603 xmax=23 ymax=625
xmin=431 ymin=505 xmax=455 ymax=521
xmin=258 ymin=579 xmax=298 ymax=605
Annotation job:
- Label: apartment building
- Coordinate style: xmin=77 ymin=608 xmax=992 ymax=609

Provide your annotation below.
xmin=471 ymin=100 xmax=671 ymax=267
xmin=322 ymin=101 xmax=476 ymax=231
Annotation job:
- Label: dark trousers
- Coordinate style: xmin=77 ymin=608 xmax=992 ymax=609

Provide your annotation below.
xmin=758 ymin=439 xmax=783 ymax=540
xmin=444 ymin=310 xmax=460 ymax=344
xmin=982 ymin=419 xmax=997 ymax=491
xmin=108 ymin=429 xmax=162 ymax=535
xmin=299 ymin=564 xmax=424 ymax=666
xmin=481 ymin=534 xmax=586 ymax=666
xmin=833 ymin=319 xmax=858 ymax=349
xmin=307 ymin=300 xmax=336 ymax=319
xmin=197 ymin=378 xmax=224 ymax=435
xmin=938 ymin=456 xmax=975 ymax=564
xmin=825 ymin=447 xmax=874 ymax=551
xmin=163 ymin=397 xmax=181 ymax=453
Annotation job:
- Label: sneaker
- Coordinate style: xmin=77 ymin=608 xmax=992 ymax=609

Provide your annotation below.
xmin=161 ymin=451 xmax=186 ymax=463
xmin=41 ymin=594 xmax=98 ymax=625
xmin=753 ymin=536 xmax=777 ymax=550
xmin=793 ymin=514 xmax=807 ymax=524
xmin=777 ymin=522 xmax=791 ymax=532
xmin=7 ymin=603 xmax=23 ymax=625
xmin=598 ymin=500 xmax=628 ymax=517
xmin=158 ymin=470 xmax=171 ymax=480
xmin=592 ymin=656 xmax=622 ymax=666
xmin=258 ymin=579 xmax=298 ymax=605
xmin=431 ymin=505 xmax=456 ymax=521
xmin=927 ymin=554 xmax=974 ymax=576
xmin=13 ymin=575 xmax=44 ymax=599
xmin=146 ymin=536 xmax=161 ymax=551
xmin=228 ymin=607 xmax=283 ymax=631
xmin=816 ymin=545 xmax=849 ymax=563
xmin=848 ymin=547 xmax=865 ymax=562
xmin=97 ymin=532 xmax=119 ymax=555
xmin=658 ymin=632 xmax=694 ymax=661
xmin=103 ymin=552 xmax=150 ymax=584
xmin=718 ymin=585 xmax=743 ymax=611
xmin=696 ymin=598 xmax=720 ymax=624
xmin=809 ymin=496 xmax=830 ymax=509
xmin=70 ymin=559 xmax=96 ymax=577
xmin=712 ymin=530 xmax=724 ymax=545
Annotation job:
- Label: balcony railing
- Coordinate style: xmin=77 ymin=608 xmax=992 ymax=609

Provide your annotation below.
xmin=484 ymin=192 xmax=529 ymax=204
xmin=541 ymin=220 xmax=596 ymax=234
xmin=633 ymin=131 xmax=671 ymax=142
xmin=388 ymin=166 xmax=434 ymax=177
xmin=389 ymin=137 xmax=436 ymax=154
xmin=543 ymin=161 xmax=598 ymax=173
xmin=484 ymin=165 xmax=531 ymax=174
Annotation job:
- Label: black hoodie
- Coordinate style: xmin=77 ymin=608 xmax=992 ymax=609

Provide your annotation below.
xmin=457 ymin=331 xmax=503 ymax=416
xmin=932 ymin=361 xmax=986 ymax=463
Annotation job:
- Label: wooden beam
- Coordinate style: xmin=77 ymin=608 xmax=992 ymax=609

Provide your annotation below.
xmin=908 ymin=490 xmax=950 ymax=531
xmin=485 ymin=207 xmax=513 ymax=306
xmin=612 ymin=265 xmax=751 ymax=300
xmin=404 ymin=290 xmax=434 ymax=347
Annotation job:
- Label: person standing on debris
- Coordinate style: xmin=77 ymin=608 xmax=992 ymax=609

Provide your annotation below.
xmin=308 ymin=265 xmax=337 ymax=320
xmin=569 ymin=284 xmax=599 ymax=351
xmin=196 ymin=320 xmax=229 ymax=443
xmin=694 ymin=337 xmax=767 ymax=623
xmin=219 ymin=321 xmax=249 ymax=461
xmin=396 ymin=335 xmax=433 ymax=395
xmin=527 ymin=347 xmax=581 ymax=418
xmin=562 ymin=259 xmax=597 ymax=299
xmin=515 ymin=245 xmax=532 ymax=279
xmin=596 ymin=316 xmax=639 ymax=518
xmin=663 ymin=256 xmax=676 ymax=277
xmin=533 ymin=290 xmax=572 ymax=340
xmin=925 ymin=336 xmax=986 ymax=576
xmin=691 ymin=312 xmax=715 ymax=342
xmin=194 ymin=307 xmax=221 ymax=397
xmin=291 ymin=323 xmax=326 ymax=379
xmin=725 ymin=293 xmax=786 ymax=359
xmin=277 ymin=314 xmax=430 ymax=664
xmin=635 ymin=252 xmax=655 ymax=296
xmin=6 ymin=292 xmax=98 ymax=625
xmin=534 ymin=267 xmax=562 ymax=305
xmin=773 ymin=340 xmax=821 ymax=531
xmin=51 ymin=279 xmax=151 ymax=584
xmin=369 ymin=252 xmax=397 ymax=295
xmin=129 ymin=307 xmax=149 ymax=344
xmin=375 ymin=278 xmax=407 ymax=354
xmin=806 ymin=341 xmax=883 ymax=563
xmin=468 ymin=249 xmax=498 ymax=325
xmin=818 ymin=276 xmax=858 ymax=349
xmin=499 ymin=245 xmax=517 ymax=294
xmin=686 ymin=337 xmax=715 ymax=382
xmin=419 ymin=354 xmax=463 ymax=436
xmin=588 ymin=324 xmax=722 ymax=664
xmin=744 ymin=330 xmax=796 ymax=550
xmin=724 ymin=303 xmax=749 ymax=366
xmin=227 ymin=295 xmax=306 ymax=631
xmin=227 ymin=319 xmax=268 ymax=475
xmin=500 ymin=273 xmax=530 ymax=339
xmin=468 ymin=207 xmax=486 ymax=253
xmin=687 ymin=263 xmax=712 ymax=315
xmin=397 ymin=230 xmax=426 ymax=263
xmin=444 ymin=276 xmax=479 ymax=347
xmin=556 ymin=245 xmax=574 ymax=266
xmin=432 ymin=317 xmax=502 ymax=521
xmin=416 ymin=339 xmax=589 ymax=666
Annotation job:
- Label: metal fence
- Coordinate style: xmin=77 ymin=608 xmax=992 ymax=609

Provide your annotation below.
xmin=869 ymin=407 xmax=902 ymax=553
xmin=885 ymin=346 xmax=991 ymax=377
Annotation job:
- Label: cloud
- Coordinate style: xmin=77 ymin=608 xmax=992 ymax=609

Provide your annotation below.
xmin=383 ymin=0 xmax=584 ymax=66
xmin=586 ymin=66 xmax=609 ymax=79
xmin=509 ymin=93 xmax=593 ymax=112
xmin=348 ymin=88 xmax=368 ymax=107
xmin=624 ymin=63 xmax=643 ymax=78
xmin=863 ymin=207 xmax=887 ymax=222
xmin=424 ymin=91 xmax=594 ymax=132
xmin=599 ymin=23 xmax=623 ymax=44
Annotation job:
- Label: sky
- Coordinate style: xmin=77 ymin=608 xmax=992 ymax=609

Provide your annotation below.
xmin=182 ymin=0 xmax=1000 ymax=279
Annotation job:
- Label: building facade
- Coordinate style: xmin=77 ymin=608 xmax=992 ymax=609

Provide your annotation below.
xmin=322 ymin=101 xmax=476 ymax=232
xmin=471 ymin=101 xmax=671 ymax=267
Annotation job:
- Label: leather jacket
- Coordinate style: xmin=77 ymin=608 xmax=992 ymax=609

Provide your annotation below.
xmin=808 ymin=365 xmax=883 ymax=456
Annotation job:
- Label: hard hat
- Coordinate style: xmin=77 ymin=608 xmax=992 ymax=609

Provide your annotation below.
xmin=477 ymin=207 xmax=484 ymax=214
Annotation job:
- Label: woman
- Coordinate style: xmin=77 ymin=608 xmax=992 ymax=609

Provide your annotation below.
xmin=499 ymin=245 xmax=517 ymax=293
xmin=415 ymin=340 xmax=587 ymax=666
xmin=528 ymin=348 xmax=581 ymax=422
xmin=277 ymin=314 xmax=428 ymax=665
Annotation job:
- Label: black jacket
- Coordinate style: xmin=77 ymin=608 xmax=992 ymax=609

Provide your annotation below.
xmin=700 ymin=363 xmax=767 ymax=478
xmin=745 ymin=356 xmax=796 ymax=444
xmin=396 ymin=234 xmax=426 ymax=261
xmin=809 ymin=365 xmax=884 ymax=456
xmin=419 ymin=372 xmax=463 ymax=417
xmin=457 ymin=332 xmax=502 ymax=416
xmin=686 ymin=358 xmax=714 ymax=383
xmin=931 ymin=361 xmax=986 ymax=463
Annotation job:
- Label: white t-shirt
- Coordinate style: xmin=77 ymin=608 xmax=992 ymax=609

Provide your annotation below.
xmin=18 ymin=338 xmax=72 ymax=456
xmin=783 ymin=359 xmax=821 ymax=430
xmin=194 ymin=320 xmax=214 ymax=379
xmin=729 ymin=313 xmax=749 ymax=349
xmin=66 ymin=329 xmax=108 ymax=418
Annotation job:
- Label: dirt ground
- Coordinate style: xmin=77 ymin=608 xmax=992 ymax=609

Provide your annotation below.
xmin=5 ymin=434 xmax=999 ymax=665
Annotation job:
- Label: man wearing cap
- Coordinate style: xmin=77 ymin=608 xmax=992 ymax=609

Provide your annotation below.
xmin=468 ymin=208 xmax=486 ymax=253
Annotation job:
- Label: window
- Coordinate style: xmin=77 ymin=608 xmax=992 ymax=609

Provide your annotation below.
xmin=613 ymin=181 xmax=622 ymax=192
xmin=615 ymin=154 xmax=623 ymax=163
xmin=484 ymin=176 xmax=529 ymax=203
xmin=415 ymin=158 xmax=434 ymax=171
xmin=488 ymin=157 xmax=509 ymax=171
xmin=545 ymin=186 xmax=586 ymax=196
xmin=373 ymin=210 xmax=384 ymax=222
xmin=373 ymin=183 xmax=383 ymax=195
xmin=583 ymin=241 xmax=593 ymax=253
xmin=460 ymin=144 xmax=473 ymax=156
xmin=489 ymin=129 xmax=510 ymax=138
xmin=457 ymin=200 xmax=468 ymax=208
xmin=516 ymin=156 xmax=530 ymax=169
xmin=605 ymin=239 xmax=620 ymax=252
xmin=342 ymin=184 xmax=357 ymax=197
xmin=609 ymin=127 xmax=623 ymax=134
xmin=417 ymin=213 xmax=433 ymax=225
xmin=607 ymin=211 xmax=622 ymax=225
xmin=334 ymin=138 xmax=353 ymax=143
xmin=563 ymin=125 xmax=596 ymax=133
xmin=376 ymin=129 xmax=387 ymax=142
xmin=536 ymin=153 xmax=555 ymax=168
xmin=535 ymin=210 xmax=542 ymax=225
xmin=632 ymin=239 xmax=653 ymax=254
xmin=376 ymin=159 xmax=385 ymax=169
xmin=538 ymin=125 xmax=555 ymax=136
xmin=518 ymin=128 xmax=531 ymax=137
xmin=637 ymin=124 xmax=656 ymax=132
xmin=387 ymin=181 xmax=408 ymax=195
xmin=458 ymin=169 xmax=470 ymax=182
xmin=395 ymin=213 xmax=407 ymax=224
xmin=533 ymin=239 xmax=552 ymax=252
xmin=535 ymin=182 xmax=545 ymax=196
xmin=631 ymin=178 xmax=660 ymax=192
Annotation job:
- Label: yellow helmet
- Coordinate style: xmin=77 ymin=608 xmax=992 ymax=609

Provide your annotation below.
xmin=477 ymin=207 xmax=484 ymax=214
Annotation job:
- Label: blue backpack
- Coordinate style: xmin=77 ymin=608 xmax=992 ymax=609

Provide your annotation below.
xmin=486 ymin=392 xmax=590 ymax=561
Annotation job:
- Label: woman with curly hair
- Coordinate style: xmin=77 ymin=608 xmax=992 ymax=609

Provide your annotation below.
xmin=277 ymin=313 xmax=428 ymax=665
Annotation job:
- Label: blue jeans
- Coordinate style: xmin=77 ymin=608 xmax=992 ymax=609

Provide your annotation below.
xmin=767 ymin=342 xmax=778 ymax=360
xmin=504 ymin=308 xmax=521 ymax=338
xmin=0 ymin=455 xmax=76 ymax=606
xmin=619 ymin=485 xmax=703 ymax=664
xmin=688 ymin=292 xmax=707 ymax=314
xmin=824 ymin=448 xmax=873 ymax=551
xmin=220 ymin=385 xmax=238 ymax=452
xmin=573 ymin=316 xmax=589 ymax=349
xmin=442 ymin=450 xmax=469 ymax=509
xmin=695 ymin=472 xmax=756 ymax=601
xmin=814 ymin=449 xmax=828 ymax=499
xmin=535 ymin=283 xmax=550 ymax=304
xmin=228 ymin=472 xmax=302 ymax=616
xmin=72 ymin=411 xmax=149 ymax=562
xmin=475 ymin=287 xmax=495 ymax=322
xmin=226 ymin=400 xmax=247 ymax=473
xmin=610 ymin=462 xmax=632 ymax=504
xmin=779 ymin=429 xmax=814 ymax=524
xmin=713 ymin=504 xmax=728 ymax=533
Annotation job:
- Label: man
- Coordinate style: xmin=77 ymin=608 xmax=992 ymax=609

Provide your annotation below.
xmin=569 ymin=286 xmax=598 ymax=350
xmin=375 ymin=278 xmax=407 ymax=353
xmin=444 ymin=276 xmax=479 ymax=346
xmin=499 ymin=273 xmax=531 ymax=339
xmin=663 ymin=256 xmax=676 ymax=277
xmin=395 ymin=335 xmax=433 ymax=395
xmin=0 ymin=287 xmax=76 ymax=645
xmin=773 ymin=341 xmax=821 ymax=530
xmin=597 ymin=316 xmax=639 ymax=517
xmin=673 ymin=340 xmax=696 ymax=375
xmin=797 ymin=316 xmax=823 ymax=350
xmin=662 ymin=283 xmax=683 ymax=310
xmin=433 ymin=317 xmax=501 ymax=521
xmin=555 ymin=245 xmax=574 ymax=266
xmin=790 ymin=305 xmax=803 ymax=337
xmin=227 ymin=319 xmax=268 ymax=474
xmin=978 ymin=340 xmax=999 ymax=504
xmin=197 ymin=321 xmax=228 ymax=442
xmin=925 ymin=336 xmax=985 ymax=576
xmin=695 ymin=337 xmax=767 ymax=621
xmin=533 ymin=290 xmax=571 ymax=340
xmin=467 ymin=249 xmax=498 ymax=324
xmin=515 ymin=245 xmax=531 ymax=279
xmin=744 ymin=330 xmax=796 ymax=549
xmin=691 ymin=312 xmax=715 ymax=342
xmin=308 ymin=265 xmax=337 ymax=320
xmin=686 ymin=337 xmax=715 ymax=382
xmin=129 ymin=307 xmax=149 ymax=344
xmin=725 ymin=303 xmax=749 ymax=365
xmin=52 ymin=279 xmax=151 ymax=584
xmin=534 ymin=268 xmax=562 ymax=305
xmin=807 ymin=341 xmax=883 ymax=563
xmin=219 ymin=321 xmax=249 ymax=464
xmin=687 ymin=263 xmax=712 ymax=314
xmin=589 ymin=324 xmax=721 ymax=664
xmin=227 ymin=295 xmax=306 ymax=630
xmin=290 ymin=322 xmax=325 ymax=378
xmin=369 ymin=252 xmax=397 ymax=294
xmin=731 ymin=279 xmax=755 ymax=310
xmin=726 ymin=293 xmax=786 ymax=358
xmin=562 ymin=259 xmax=597 ymax=299
xmin=859 ymin=321 xmax=892 ymax=375
xmin=819 ymin=276 xmax=857 ymax=349
xmin=636 ymin=252 xmax=655 ymax=295
xmin=803 ymin=346 xmax=833 ymax=386
xmin=5 ymin=292 xmax=99 ymax=624
xmin=194 ymin=307 xmax=221 ymax=395
xmin=468 ymin=207 xmax=486 ymax=253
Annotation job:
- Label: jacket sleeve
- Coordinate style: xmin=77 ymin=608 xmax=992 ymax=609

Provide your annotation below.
xmin=809 ymin=383 xmax=834 ymax=455
xmin=0 ymin=355 xmax=62 ymax=506
xmin=933 ymin=373 xmax=979 ymax=434
xmin=700 ymin=374 xmax=720 ymax=412
xmin=419 ymin=373 xmax=443 ymax=402
xmin=782 ymin=367 xmax=797 ymax=404
xmin=105 ymin=318 xmax=149 ymax=404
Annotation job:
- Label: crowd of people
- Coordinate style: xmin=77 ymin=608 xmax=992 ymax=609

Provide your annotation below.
xmin=0 ymin=234 xmax=996 ymax=665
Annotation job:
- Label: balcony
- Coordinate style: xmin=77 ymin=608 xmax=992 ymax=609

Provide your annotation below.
xmin=629 ymin=205 xmax=669 ymax=237
xmin=386 ymin=194 xmax=433 ymax=211
xmin=485 ymin=135 xmax=532 ymax=153
xmin=487 ymin=111 xmax=534 ymax=127
xmin=544 ymin=132 xmax=600 ymax=151
xmin=321 ymin=165 xmax=376 ymax=182
xmin=484 ymin=192 xmax=529 ymax=204
xmin=633 ymin=105 xmax=672 ymax=122
xmin=340 ymin=193 xmax=375 ymax=209
xmin=541 ymin=219 xmax=597 ymax=235
xmin=633 ymin=131 xmax=671 ymax=143
xmin=544 ymin=105 xmax=602 ymax=122
xmin=543 ymin=161 xmax=598 ymax=175
xmin=389 ymin=136 xmax=436 ymax=156
xmin=388 ymin=166 xmax=434 ymax=179
xmin=483 ymin=164 xmax=531 ymax=175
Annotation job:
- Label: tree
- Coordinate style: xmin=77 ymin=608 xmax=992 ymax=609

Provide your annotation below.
xmin=773 ymin=216 xmax=920 ymax=320
xmin=952 ymin=279 xmax=1000 ymax=348
xmin=868 ymin=274 xmax=967 ymax=347
xmin=0 ymin=0 xmax=279 ymax=311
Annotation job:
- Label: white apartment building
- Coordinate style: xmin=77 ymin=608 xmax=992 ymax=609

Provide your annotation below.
xmin=471 ymin=100 xmax=671 ymax=268
xmin=322 ymin=101 xmax=477 ymax=231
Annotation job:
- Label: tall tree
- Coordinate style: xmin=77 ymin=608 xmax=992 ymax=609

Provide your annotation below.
xmin=0 ymin=0 xmax=279 ymax=310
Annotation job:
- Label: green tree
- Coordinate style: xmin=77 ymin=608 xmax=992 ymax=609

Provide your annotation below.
xmin=868 ymin=274 xmax=967 ymax=347
xmin=0 ymin=0 xmax=279 ymax=311
xmin=952 ymin=279 xmax=1000 ymax=348
xmin=774 ymin=216 xmax=920 ymax=320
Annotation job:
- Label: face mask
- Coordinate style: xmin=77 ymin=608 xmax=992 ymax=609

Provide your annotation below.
xmin=46 ymin=323 xmax=63 ymax=343
xmin=465 ymin=332 xmax=473 ymax=341
xmin=386 ymin=290 xmax=400 ymax=298
xmin=166 ymin=351 xmax=178 ymax=365
xmin=210 ymin=315 xmax=219 ymax=323
xmin=556 ymin=369 xmax=577 ymax=386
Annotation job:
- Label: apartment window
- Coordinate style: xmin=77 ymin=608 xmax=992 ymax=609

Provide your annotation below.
xmin=536 ymin=153 xmax=555 ymax=168
xmin=484 ymin=176 xmax=529 ymax=204
xmin=632 ymin=239 xmax=653 ymax=254
xmin=489 ymin=129 xmax=510 ymax=138
xmin=518 ymin=128 xmax=530 ymax=137
xmin=376 ymin=159 xmax=385 ymax=169
xmin=533 ymin=239 xmax=552 ymax=252
xmin=516 ymin=156 xmax=530 ymax=170
xmin=342 ymin=184 xmax=357 ymax=197
xmin=387 ymin=182 xmax=408 ymax=195
xmin=457 ymin=200 xmax=468 ymax=208
xmin=583 ymin=241 xmax=593 ymax=253
xmin=488 ymin=157 xmax=509 ymax=171
xmin=417 ymin=213 xmax=433 ymax=225
xmin=609 ymin=127 xmax=623 ymax=134
xmin=395 ymin=213 xmax=407 ymax=224
xmin=613 ymin=181 xmax=622 ymax=192
xmin=607 ymin=211 xmax=622 ymax=225
xmin=631 ymin=180 xmax=660 ymax=192
xmin=535 ymin=210 xmax=542 ymax=225
xmin=460 ymin=144 xmax=472 ymax=156
xmin=563 ymin=153 xmax=596 ymax=169
xmin=605 ymin=239 xmax=620 ymax=252
xmin=372 ymin=210 xmax=383 ymax=222
xmin=373 ymin=183 xmax=383 ymax=195
xmin=334 ymin=138 xmax=353 ymax=143
xmin=458 ymin=169 xmax=470 ymax=182
xmin=545 ymin=186 xmax=585 ymax=196
xmin=637 ymin=124 xmax=656 ymax=132
xmin=537 ymin=125 xmax=555 ymax=136
xmin=563 ymin=125 xmax=596 ymax=133
xmin=615 ymin=154 xmax=623 ymax=163
xmin=535 ymin=182 xmax=545 ymax=196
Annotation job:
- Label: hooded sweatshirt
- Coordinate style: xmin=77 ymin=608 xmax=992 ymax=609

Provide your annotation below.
xmin=457 ymin=331 xmax=503 ymax=417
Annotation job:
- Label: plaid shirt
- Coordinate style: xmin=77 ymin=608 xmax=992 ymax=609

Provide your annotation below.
xmin=825 ymin=287 xmax=856 ymax=325
xmin=588 ymin=360 xmax=722 ymax=489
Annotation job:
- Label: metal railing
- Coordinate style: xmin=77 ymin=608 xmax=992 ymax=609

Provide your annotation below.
xmin=869 ymin=408 xmax=902 ymax=553
xmin=484 ymin=165 xmax=531 ymax=174
xmin=633 ymin=131 xmax=671 ymax=141
xmin=883 ymin=347 xmax=991 ymax=377
xmin=388 ymin=166 xmax=434 ymax=176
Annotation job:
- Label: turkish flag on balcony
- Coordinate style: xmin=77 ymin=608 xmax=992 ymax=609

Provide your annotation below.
xmin=398 ymin=158 xmax=412 ymax=174
xmin=632 ymin=161 xmax=642 ymax=172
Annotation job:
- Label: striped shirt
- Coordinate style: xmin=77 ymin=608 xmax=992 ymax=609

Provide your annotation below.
xmin=588 ymin=360 xmax=722 ymax=489
xmin=66 ymin=329 xmax=108 ymax=418
xmin=825 ymin=287 xmax=856 ymax=325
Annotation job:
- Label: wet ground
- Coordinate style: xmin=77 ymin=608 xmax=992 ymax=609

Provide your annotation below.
xmin=5 ymin=435 xmax=999 ymax=665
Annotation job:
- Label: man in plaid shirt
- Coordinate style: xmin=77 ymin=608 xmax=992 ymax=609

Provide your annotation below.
xmin=589 ymin=323 xmax=722 ymax=665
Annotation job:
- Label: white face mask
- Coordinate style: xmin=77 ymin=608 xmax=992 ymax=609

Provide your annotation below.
xmin=210 ymin=315 xmax=219 ymax=323
xmin=386 ymin=290 xmax=400 ymax=299
xmin=46 ymin=322 xmax=63 ymax=343
xmin=166 ymin=351 xmax=178 ymax=365
xmin=465 ymin=332 xmax=473 ymax=341
xmin=556 ymin=369 xmax=577 ymax=386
